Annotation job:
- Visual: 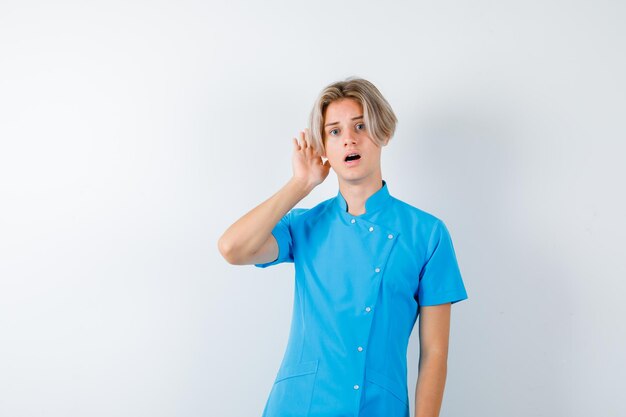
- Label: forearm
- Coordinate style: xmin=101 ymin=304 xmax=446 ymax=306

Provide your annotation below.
xmin=218 ymin=177 xmax=313 ymax=263
xmin=414 ymin=353 xmax=448 ymax=417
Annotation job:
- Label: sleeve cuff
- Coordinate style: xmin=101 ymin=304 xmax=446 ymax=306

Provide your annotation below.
xmin=254 ymin=229 xmax=286 ymax=268
xmin=419 ymin=288 xmax=468 ymax=306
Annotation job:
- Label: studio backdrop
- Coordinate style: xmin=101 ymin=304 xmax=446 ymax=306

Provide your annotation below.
xmin=1 ymin=1 xmax=624 ymax=416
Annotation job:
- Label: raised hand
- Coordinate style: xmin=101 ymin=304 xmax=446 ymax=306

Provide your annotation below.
xmin=292 ymin=128 xmax=331 ymax=190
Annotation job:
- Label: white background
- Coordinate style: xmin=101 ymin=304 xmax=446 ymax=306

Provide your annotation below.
xmin=1 ymin=1 xmax=625 ymax=416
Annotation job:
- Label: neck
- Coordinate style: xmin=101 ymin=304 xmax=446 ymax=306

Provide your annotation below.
xmin=338 ymin=173 xmax=383 ymax=216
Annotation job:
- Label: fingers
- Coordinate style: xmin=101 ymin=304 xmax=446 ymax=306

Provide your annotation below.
xmin=303 ymin=128 xmax=310 ymax=144
xmin=305 ymin=128 xmax=319 ymax=154
xmin=294 ymin=128 xmax=326 ymax=158
xmin=294 ymin=129 xmax=311 ymax=150
xmin=300 ymin=130 xmax=309 ymax=149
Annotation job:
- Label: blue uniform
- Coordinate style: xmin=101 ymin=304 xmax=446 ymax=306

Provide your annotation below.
xmin=254 ymin=180 xmax=468 ymax=417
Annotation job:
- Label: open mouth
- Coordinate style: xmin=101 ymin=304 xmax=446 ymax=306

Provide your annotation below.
xmin=345 ymin=153 xmax=361 ymax=162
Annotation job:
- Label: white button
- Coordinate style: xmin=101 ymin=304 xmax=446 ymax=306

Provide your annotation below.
xmin=357 ymin=346 xmax=363 ymax=352
xmin=388 ymin=234 xmax=393 ymax=239
xmin=369 ymin=226 xmax=374 ymax=232
xmin=351 ymin=219 xmax=356 ymax=224
xmin=354 ymin=384 xmax=360 ymax=390
xmin=365 ymin=306 xmax=371 ymax=312
xmin=375 ymin=267 xmax=380 ymax=273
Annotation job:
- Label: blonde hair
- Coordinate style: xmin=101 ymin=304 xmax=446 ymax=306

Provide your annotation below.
xmin=308 ymin=76 xmax=398 ymax=155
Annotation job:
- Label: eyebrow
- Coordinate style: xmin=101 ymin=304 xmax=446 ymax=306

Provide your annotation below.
xmin=324 ymin=115 xmax=364 ymax=127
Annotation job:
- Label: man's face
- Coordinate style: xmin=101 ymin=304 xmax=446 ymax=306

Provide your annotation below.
xmin=322 ymin=98 xmax=385 ymax=183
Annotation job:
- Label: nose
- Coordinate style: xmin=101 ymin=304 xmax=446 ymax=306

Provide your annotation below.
xmin=343 ymin=130 xmax=357 ymax=145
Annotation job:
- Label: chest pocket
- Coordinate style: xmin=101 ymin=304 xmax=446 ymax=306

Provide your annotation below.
xmin=262 ymin=360 xmax=319 ymax=417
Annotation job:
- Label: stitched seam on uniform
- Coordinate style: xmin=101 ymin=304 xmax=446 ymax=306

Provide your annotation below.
xmin=305 ymin=366 xmax=319 ymax=417
xmin=420 ymin=219 xmax=442 ymax=278
xmin=366 ymin=372 xmax=408 ymax=406
xmin=299 ymin=271 xmax=306 ymax=364
xmin=420 ymin=288 xmax=467 ymax=306
xmin=385 ymin=228 xmax=400 ymax=372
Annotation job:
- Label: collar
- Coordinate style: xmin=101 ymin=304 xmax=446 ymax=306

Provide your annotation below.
xmin=334 ymin=179 xmax=392 ymax=221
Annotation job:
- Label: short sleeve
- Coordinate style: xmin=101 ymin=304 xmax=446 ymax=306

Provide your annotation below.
xmin=254 ymin=209 xmax=294 ymax=268
xmin=417 ymin=219 xmax=468 ymax=306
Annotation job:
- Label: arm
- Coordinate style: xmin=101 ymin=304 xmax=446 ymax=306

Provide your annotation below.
xmin=217 ymin=128 xmax=330 ymax=265
xmin=414 ymin=302 xmax=452 ymax=417
xmin=218 ymin=177 xmax=310 ymax=265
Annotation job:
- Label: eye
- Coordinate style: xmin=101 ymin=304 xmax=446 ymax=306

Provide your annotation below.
xmin=356 ymin=123 xmax=365 ymax=130
xmin=329 ymin=128 xmax=339 ymax=136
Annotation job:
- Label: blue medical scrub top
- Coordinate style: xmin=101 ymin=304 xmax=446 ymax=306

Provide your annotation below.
xmin=254 ymin=179 xmax=468 ymax=417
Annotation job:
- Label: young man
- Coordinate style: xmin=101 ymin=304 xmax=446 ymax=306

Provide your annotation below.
xmin=218 ymin=77 xmax=468 ymax=417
